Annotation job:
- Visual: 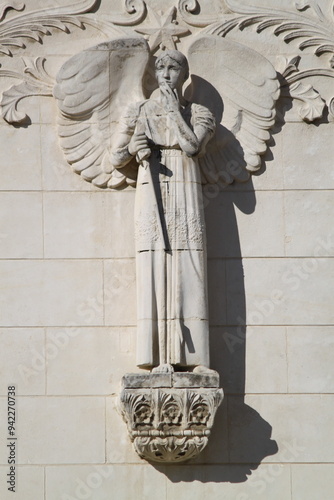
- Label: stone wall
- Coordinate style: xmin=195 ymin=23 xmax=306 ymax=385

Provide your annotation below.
xmin=0 ymin=0 xmax=333 ymax=498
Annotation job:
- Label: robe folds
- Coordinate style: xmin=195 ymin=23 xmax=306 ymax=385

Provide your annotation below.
xmin=114 ymin=98 xmax=216 ymax=368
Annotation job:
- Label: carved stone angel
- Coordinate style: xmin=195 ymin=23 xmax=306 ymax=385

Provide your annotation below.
xmin=53 ymin=36 xmax=279 ymax=373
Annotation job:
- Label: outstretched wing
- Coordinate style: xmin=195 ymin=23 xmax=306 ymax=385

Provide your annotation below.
xmin=186 ymin=36 xmax=280 ymax=186
xmin=53 ymin=37 xmax=149 ymax=189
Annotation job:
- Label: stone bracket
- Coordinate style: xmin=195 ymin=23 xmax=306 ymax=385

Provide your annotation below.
xmin=119 ymin=372 xmax=224 ymax=463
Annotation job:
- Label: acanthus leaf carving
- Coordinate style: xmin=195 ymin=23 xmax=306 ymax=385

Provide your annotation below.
xmin=119 ymin=373 xmax=223 ymax=463
xmin=295 ymin=0 xmax=325 ymax=20
xmin=0 ymin=0 xmax=100 ymax=56
xmin=0 ymin=57 xmax=53 ymax=123
xmin=209 ymin=0 xmax=334 ymax=60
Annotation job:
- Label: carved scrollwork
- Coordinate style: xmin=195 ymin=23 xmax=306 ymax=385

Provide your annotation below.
xmin=178 ymin=0 xmax=227 ymax=27
xmin=110 ymin=0 xmax=146 ymax=26
xmin=0 ymin=57 xmax=53 ymax=123
xmin=0 ymin=0 xmax=100 ymax=56
xmin=212 ymin=0 xmax=334 ymax=59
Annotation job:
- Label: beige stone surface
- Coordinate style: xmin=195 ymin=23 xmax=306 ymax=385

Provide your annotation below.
xmin=240 ymin=395 xmax=334 ymax=463
xmin=287 ymin=327 xmax=334 ymax=393
xmin=0 ymin=328 xmax=45 ymax=395
xmin=284 ymin=190 xmax=334 ymax=257
xmin=0 ymin=466 xmax=44 ymax=500
xmin=103 ymin=259 xmax=137 ymax=327
xmin=166 ymin=464 xmax=291 ymax=500
xmin=282 ymin=122 xmax=334 ymax=190
xmin=46 ymin=327 xmax=137 ymax=395
xmin=46 ymin=464 xmax=167 ymax=500
xmin=0 ymin=193 xmax=43 ymax=259
xmin=0 ymin=260 xmax=104 ymax=326
xmin=226 ymin=257 xmax=334 ymax=326
xmin=5 ymin=396 xmax=105 ymax=464
xmin=291 ymin=464 xmax=334 ymax=500
xmin=210 ymin=326 xmax=288 ymax=395
xmin=44 ymin=192 xmax=109 ymax=258
xmin=0 ymin=124 xmax=42 ymax=190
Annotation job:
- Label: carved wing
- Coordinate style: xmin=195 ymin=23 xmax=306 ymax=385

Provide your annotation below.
xmin=53 ymin=37 xmax=149 ymax=188
xmin=186 ymin=36 xmax=280 ymax=186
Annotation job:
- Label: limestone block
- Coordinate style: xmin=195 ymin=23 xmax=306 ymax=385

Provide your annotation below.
xmin=166 ymin=464 xmax=291 ymax=500
xmin=284 ymin=190 xmax=334 ymax=257
xmin=46 ymin=327 xmax=137 ymax=395
xmin=103 ymin=191 xmax=136 ymax=259
xmin=103 ymin=259 xmax=136 ymax=327
xmin=44 ymin=189 xmax=135 ymax=259
xmin=287 ymin=327 xmax=334 ymax=393
xmin=0 ymin=466 xmax=44 ymax=500
xmin=46 ymin=464 xmax=167 ymax=500
xmin=8 ymin=396 xmax=105 ymax=464
xmin=239 ymin=395 xmax=334 ymax=463
xmin=0 ymin=328 xmax=45 ymax=396
xmin=292 ymin=464 xmax=334 ymax=500
xmin=211 ymin=326 xmax=288 ymax=394
xmin=205 ymin=191 xmax=285 ymax=258
xmin=207 ymin=259 xmax=226 ymax=326
xmin=0 ymin=124 xmax=42 ymax=191
xmin=44 ymin=192 xmax=108 ymax=258
xmin=226 ymin=258 xmax=334 ymax=325
xmin=0 ymin=193 xmax=43 ymax=259
xmin=282 ymin=123 xmax=334 ymax=190
xmin=0 ymin=260 xmax=104 ymax=326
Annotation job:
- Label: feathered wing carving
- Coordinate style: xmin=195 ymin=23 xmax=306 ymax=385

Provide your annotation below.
xmin=186 ymin=36 xmax=280 ymax=186
xmin=53 ymin=37 xmax=150 ymax=188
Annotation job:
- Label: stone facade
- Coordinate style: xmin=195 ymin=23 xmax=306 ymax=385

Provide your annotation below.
xmin=1 ymin=0 xmax=334 ymax=498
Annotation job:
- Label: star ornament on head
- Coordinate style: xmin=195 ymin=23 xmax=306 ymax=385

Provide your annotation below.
xmin=135 ymin=6 xmax=190 ymax=52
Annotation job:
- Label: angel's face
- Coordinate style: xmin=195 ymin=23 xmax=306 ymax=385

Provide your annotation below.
xmin=155 ymin=56 xmax=187 ymax=90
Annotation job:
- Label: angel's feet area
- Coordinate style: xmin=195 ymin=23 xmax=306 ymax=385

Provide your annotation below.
xmin=193 ymin=365 xmax=217 ymax=375
xmin=151 ymin=364 xmax=174 ymax=374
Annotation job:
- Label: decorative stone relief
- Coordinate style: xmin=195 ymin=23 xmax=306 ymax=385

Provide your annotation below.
xmin=119 ymin=372 xmax=223 ymax=463
xmin=1 ymin=0 xmax=333 ymax=463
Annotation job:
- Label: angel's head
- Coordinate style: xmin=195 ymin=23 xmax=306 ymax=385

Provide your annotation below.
xmin=155 ymin=50 xmax=189 ymax=91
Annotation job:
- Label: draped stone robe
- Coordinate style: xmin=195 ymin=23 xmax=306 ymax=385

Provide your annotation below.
xmin=112 ymin=98 xmax=215 ymax=369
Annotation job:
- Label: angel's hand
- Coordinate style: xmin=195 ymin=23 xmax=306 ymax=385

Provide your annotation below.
xmin=160 ymin=83 xmax=180 ymax=113
xmin=128 ymin=132 xmax=151 ymax=156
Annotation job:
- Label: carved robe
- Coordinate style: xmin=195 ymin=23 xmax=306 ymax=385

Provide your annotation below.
xmin=114 ymin=98 xmax=215 ymax=368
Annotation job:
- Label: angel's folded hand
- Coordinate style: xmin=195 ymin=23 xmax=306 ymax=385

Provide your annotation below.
xmin=128 ymin=132 xmax=150 ymax=156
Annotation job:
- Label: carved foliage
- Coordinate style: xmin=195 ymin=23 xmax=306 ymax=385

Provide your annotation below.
xmin=217 ymin=0 xmax=334 ymax=58
xmin=0 ymin=57 xmax=53 ymax=123
xmin=119 ymin=387 xmax=223 ymax=463
xmin=0 ymin=0 xmax=100 ymax=56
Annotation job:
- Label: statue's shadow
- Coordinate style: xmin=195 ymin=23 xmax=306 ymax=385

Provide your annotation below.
xmin=152 ymin=177 xmax=278 ymax=483
xmin=151 ymin=75 xmax=279 ymax=481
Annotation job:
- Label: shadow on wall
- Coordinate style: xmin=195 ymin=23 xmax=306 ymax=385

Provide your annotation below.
xmin=153 ymin=177 xmax=278 ymax=482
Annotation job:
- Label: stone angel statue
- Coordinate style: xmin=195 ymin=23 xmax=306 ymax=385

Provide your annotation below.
xmin=53 ymin=36 xmax=279 ymax=374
